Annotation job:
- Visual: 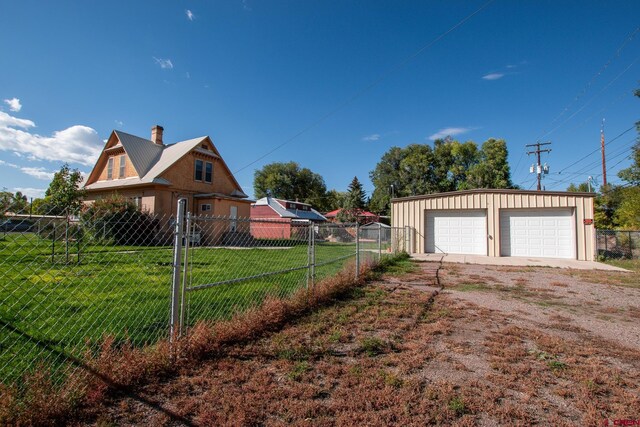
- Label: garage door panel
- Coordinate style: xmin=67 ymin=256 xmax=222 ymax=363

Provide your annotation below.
xmin=500 ymin=209 xmax=575 ymax=259
xmin=426 ymin=210 xmax=487 ymax=255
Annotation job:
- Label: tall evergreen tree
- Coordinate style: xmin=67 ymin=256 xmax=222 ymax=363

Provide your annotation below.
xmin=337 ymin=177 xmax=368 ymax=223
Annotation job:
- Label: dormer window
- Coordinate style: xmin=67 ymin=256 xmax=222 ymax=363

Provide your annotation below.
xmin=107 ymin=157 xmax=114 ymax=180
xmin=195 ymin=159 xmax=203 ymax=181
xmin=195 ymin=159 xmax=213 ymax=183
xmin=119 ymin=155 xmax=126 ymax=178
xmin=205 ymin=162 xmax=213 ymax=183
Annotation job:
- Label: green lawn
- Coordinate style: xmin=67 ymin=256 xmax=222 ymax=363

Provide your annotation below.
xmin=0 ymin=233 xmax=359 ymax=383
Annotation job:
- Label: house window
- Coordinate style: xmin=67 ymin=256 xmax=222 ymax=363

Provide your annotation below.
xmin=132 ymin=196 xmax=142 ymax=209
xmin=205 ymin=162 xmax=213 ymax=183
xmin=201 ymin=203 xmax=212 ymax=212
xmin=119 ymin=155 xmax=126 ymax=178
xmin=194 ymin=159 xmax=203 ymax=181
xmin=107 ymin=157 xmax=114 ymax=180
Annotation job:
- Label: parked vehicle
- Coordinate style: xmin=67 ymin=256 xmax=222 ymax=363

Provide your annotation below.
xmin=0 ymin=219 xmax=34 ymax=232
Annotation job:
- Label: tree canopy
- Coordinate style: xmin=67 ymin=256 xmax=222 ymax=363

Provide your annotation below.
xmin=369 ymin=138 xmax=513 ymax=214
xmin=566 ymin=182 xmax=591 ymax=193
xmin=43 ymin=164 xmax=85 ymax=215
xmin=0 ymin=190 xmax=29 ymax=216
xmin=254 ymin=161 xmax=328 ymax=210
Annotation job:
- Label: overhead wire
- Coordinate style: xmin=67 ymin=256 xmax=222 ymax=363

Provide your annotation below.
xmin=232 ymin=0 xmax=496 ymax=174
xmin=554 ymin=125 xmax=635 ymax=175
xmin=538 ymin=55 xmax=640 ymax=140
xmin=535 ymin=26 xmax=640 ymax=141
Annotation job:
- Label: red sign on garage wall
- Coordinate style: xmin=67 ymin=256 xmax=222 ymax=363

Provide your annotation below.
xmin=584 ymin=218 xmax=594 ymax=225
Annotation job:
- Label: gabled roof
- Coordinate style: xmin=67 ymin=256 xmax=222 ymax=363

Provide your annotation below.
xmin=143 ymin=136 xmax=214 ymax=179
xmin=253 ymin=197 xmax=326 ymax=221
xmin=113 ymin=131 xmax=164 ymax=177
xmin=85 ymin=131 xmax=247 ymax=198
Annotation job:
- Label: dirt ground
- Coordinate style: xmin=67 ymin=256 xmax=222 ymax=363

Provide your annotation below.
xmin=85 ymin=261 xmax=640 ymax=426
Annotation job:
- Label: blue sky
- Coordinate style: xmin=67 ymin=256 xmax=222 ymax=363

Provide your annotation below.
xmin=1 ymin=1 xmax=639 ymax=201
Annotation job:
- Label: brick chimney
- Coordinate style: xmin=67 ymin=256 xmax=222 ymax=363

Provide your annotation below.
xmin=151 ymin=125 xmax=164 ymax=145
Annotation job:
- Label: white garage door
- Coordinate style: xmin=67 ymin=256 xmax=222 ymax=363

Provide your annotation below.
xmin=425 ymin=210 xmax=487 ymax=255
xmin=500 ymin=209 xmax=575 ymax=259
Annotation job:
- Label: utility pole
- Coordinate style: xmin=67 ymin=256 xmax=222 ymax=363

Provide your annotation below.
xmin=601 ymin=118 xmax=607 ymax=188
xmin=527 ymin=142 xmax=552 ymax=191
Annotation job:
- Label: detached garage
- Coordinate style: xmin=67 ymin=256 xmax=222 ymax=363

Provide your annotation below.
xmin=391 ymin=189 xmax=596 ymax=261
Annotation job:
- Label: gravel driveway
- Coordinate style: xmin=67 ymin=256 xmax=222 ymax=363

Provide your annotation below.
xmin=84 ymin=260 xmax=640 ymax=426
xmin=439 ymin=262 xmax=640 ymax=349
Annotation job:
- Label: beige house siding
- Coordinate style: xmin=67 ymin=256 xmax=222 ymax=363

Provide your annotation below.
xmin=158 ymin=153 xmax=238 ymax=196
xmin=391 ymin=190 xmax=595 ymax=261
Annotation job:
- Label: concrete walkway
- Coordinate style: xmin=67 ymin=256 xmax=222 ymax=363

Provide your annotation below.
xmin=410 ymin=253 xmax=629 ymax=271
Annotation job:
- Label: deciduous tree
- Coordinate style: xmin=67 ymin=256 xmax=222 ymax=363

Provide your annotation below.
xmin=254 ymin=162 xmax=327 ymax=210
xmin=369 ymin=138 xmax=514 ymax=215
xmin=43 ymin=164 xmax=85 ymax=215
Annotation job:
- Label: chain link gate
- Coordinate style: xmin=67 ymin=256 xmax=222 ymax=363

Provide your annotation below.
xmin=167 ymin=200 xmax=412 ymax=339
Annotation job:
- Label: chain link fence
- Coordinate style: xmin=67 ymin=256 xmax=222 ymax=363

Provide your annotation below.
xmin=596 ymin=230 xmax=640 ymax=259
xmin=0 ymin=202 xmax=409 ymax=387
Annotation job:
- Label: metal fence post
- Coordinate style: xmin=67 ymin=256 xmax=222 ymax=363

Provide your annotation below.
xmin=170 ymin=198 xmax=186 ymax=341
xmin=306 ymin=221 xmax=312 ymax=290
xmin=378 ymin=223 xmax=382 ymax=261
xmin=308 ymin=222 xmax=315 ymax=290
xmin=51 ymin=225 xmax=55 ymax=263
xmin=355 ymin=222 xmax=360 ymax=279
xmin=179 ymin=211 xmax=191 ymax=336
xmin=629 ymin=231 xmax=633 ymax=258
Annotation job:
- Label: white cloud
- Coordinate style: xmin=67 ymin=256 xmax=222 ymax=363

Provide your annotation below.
xmin=428 ymin=127 xmax=473 ymax=141
xmin=20 ymin=166 xmax=54 ymax=180
xmin=0 ymin=110 xmax=102 ymax=166
xmin=12 ymin=187 xmax=46 ymax=200
xmin=0 ymin=159 xmax=19 ymax=168
xmin=115 ymin=120 xmax=123 ymax=127
xmin=3 ymin=98 xmax=22 ymax=112
xmin=242 ymin=0 xmax=252 ymax=11
xmin=186 ymin=9 xmax=195 ymax=21
xmin=0 ymin=111 xmax=34 ymax=128
xmin=362 ymin=133 xmax=381 ymax=142
xmin=482 ymin=73 xmax=504 ymax=81
xmin=185 ymin=71 xmax=191 ymax=79
xmin=153 ymin=57 xmax=174 ymax=69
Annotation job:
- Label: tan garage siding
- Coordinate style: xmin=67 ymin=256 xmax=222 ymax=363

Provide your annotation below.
xmin=391 ymin=189 xmax=596 ymax=261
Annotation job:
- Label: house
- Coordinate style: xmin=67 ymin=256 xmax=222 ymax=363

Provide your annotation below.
xmin=391 ymin=189 xmax=596 ymax=261
xmin=250 ymin=197 xmax=326 ymax=239
xmin=324 ymin=208 xmax=380 ymax=224
xmin=84 ymin=125 xmax=253 ymax=243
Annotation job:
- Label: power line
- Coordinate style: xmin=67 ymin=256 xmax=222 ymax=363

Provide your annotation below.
xmin=545 ymin=139 xmax=637 ymax=190
xmin=536 ymin=26 xmax=640 ymax=140
xmin=232 ymin=0 xmax=496 ymax=174
xmin=555 ymin=125 xmax=635 ymax=175
xmin=538 ymin=54 xmax=640 ymax=140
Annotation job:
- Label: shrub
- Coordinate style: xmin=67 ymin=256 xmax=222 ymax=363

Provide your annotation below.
xmin=81 ymin=195 xmax=159 ymax=246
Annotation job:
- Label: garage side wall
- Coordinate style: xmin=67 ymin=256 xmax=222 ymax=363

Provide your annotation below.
xmin=391 ymin=192 xmax=595 ymax=261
